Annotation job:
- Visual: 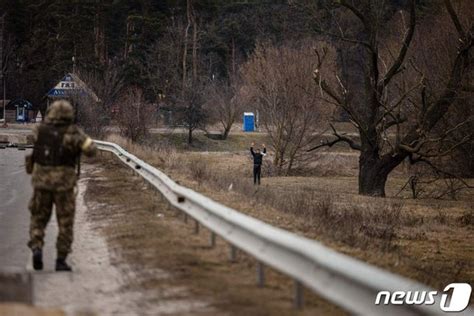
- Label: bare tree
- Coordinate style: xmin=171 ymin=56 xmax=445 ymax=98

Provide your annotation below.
xmin=144 ymin=24 xmax=183 ymax=102
xmin=142 ymin=3 xmax=208 ymax=143
xmin=175 ymin=0 xmax=208 ymax=145
xmin=241 ymin=41 xmax=335 ymax=174
xmin=204 ymin=75 xmax=244 ymax=139
xmin=78 ymin=63 xmax=124 ymax=108
xmin=177 ymin=79 xmax=208 ymax=145
xmin=182 ymin=0 xmax=199 ymax=93
xmin=71 ymin=64 xmax=124 ymax=137
xmin=406 ymin=5 xmax=474 ymax=180
xmin=71 ymin=92 xmax=105 ymax=137
xmin=116 ymin=87 xmax=154 ymax=142
xmin=309 ymin=0 xmax=474 ymax=196
xmin=93 ymin=1 xmax=107 ymax=64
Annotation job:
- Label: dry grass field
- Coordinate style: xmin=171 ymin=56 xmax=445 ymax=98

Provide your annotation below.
xmin=103 ymin=131 xmax=474 ymax=306
xmin=85 ymin=157 xmax=346 ymax=315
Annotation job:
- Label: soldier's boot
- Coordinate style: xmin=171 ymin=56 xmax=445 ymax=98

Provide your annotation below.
xmin=32 ymin=248 xmax=43 ymax=271
xmin=55 ymin=257 xmax=72 ymax=272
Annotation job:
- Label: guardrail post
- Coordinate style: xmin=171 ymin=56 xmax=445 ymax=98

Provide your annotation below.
xmin=194 ymin=219 xmax=199 ymax=234
xmin=257 ymin=262 xmax=265 ymax=287
xmin=209 ymin=232 xmax=216 ymax=248
xmin=125 ymin=164 xmax=133 ymax=175
xmin=293 ymin=280 xmax=303 ymax=309
xmin=165 ymin=201 xmax=173 ymax=212
xmin=156 ymin=192 xmax=163 ymax=203
xmin=229 ymin=245 xmax=237 ymax=262
xmin=153 ymin=193 xmax=161 ymax=210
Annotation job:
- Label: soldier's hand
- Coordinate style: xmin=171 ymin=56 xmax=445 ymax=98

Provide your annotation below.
xmin=251 ymin=142 xmax=255 ymax=146
xmin=262 ymin=143 xmax=265 ymax=147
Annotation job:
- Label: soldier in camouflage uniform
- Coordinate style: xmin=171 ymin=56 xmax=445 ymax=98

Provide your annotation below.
xmin=27 ymin=99 xmax=96 ymax=271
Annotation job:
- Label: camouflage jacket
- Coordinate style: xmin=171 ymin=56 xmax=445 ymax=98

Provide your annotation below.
xmin=31 ymin=123 xmax=97 ymax=191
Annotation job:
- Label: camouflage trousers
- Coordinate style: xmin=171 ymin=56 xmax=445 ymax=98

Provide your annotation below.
xmin=28 ymin=188 xmax=76 ymax=258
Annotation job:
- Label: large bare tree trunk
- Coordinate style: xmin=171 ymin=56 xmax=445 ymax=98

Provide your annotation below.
xmin=358 ymin=131 xmax=406 ymax=196
xmin=358 ymin=152 xmax=389 ymax=197
xmin=310 ymin=0 xmax=473 ymax=197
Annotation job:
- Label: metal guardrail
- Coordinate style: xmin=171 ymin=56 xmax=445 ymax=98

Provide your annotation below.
xmin=95 ymin=140 xmax=470 ymax=316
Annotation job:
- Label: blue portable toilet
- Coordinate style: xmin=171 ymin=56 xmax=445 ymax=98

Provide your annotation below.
xmin=243 ymin=112 xmax=255 ymax=132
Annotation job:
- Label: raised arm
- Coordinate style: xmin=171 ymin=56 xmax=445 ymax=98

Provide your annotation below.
xmin=250 ymin=142 xmax=256 ymax=157
xmin=262 ymin=144 xmax=267 ymax=155
xmin=73 ymin=126 xmax=97 ymax=157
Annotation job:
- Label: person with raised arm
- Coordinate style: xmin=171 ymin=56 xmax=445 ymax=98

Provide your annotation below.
xmin=250 ymin=142 xmax=266 ymax=185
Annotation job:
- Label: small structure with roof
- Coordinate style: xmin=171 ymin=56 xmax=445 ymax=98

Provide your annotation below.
xmin=1 ymin=99 xmax=36 ymax=123
xmin=46 ymin=73 xmax=99 ymax=109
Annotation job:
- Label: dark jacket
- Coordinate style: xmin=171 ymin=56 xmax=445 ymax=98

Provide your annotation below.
xmin=250 ymin=147 xmax=266 ymax=165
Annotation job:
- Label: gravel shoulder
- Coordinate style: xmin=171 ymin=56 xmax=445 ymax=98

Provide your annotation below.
xmin=32 ymin=163 xmax=216 ymax=316
xmin=84 ymin=157 xmax=344 ymax=315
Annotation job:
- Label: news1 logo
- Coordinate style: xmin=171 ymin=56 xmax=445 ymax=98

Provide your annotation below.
xmin=375 ymin=283 xmax=472 ymax=312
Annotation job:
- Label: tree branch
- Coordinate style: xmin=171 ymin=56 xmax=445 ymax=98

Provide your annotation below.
xmin=408 ymin=155 xmax=474 ymax=191
xmin=399 ymin=118 xmax=473 ymax=155
xmin=418 ymin=134 xmax=473 ymax=158
xmin=400 ymin=12 xmax=473 ymax=152
xmin=308 ymin=124 xmax=361 ymax=152
xmin=383 ymin=115 xmax=408 ymax=130
xmin=322 ymin=31 xmax=372 ymax=50
xmin=338 ymin=0 xmax=369 ymax=30
xmin=379 ymin=0 xmax=416 ymax=90
xmin=313 ymin=69 xmax=343 ymax=104
xmin=444 ymin=0 xmax=467 ymax=40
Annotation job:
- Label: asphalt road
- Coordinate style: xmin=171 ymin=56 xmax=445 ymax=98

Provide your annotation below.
xmin=0 ymin=152 xmax=123 ymax=314
xmin=0 ymin=149 xmax=57 ymax=270
xmin=0 ymin=153 xmax=150 ymax=314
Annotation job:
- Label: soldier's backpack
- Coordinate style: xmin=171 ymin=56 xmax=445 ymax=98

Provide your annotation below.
xmin=33 ymin=124 xmax=77 ymax=167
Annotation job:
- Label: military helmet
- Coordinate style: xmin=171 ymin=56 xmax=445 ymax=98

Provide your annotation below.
xmin=46 ymin=100 xmax=74 ymax=123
